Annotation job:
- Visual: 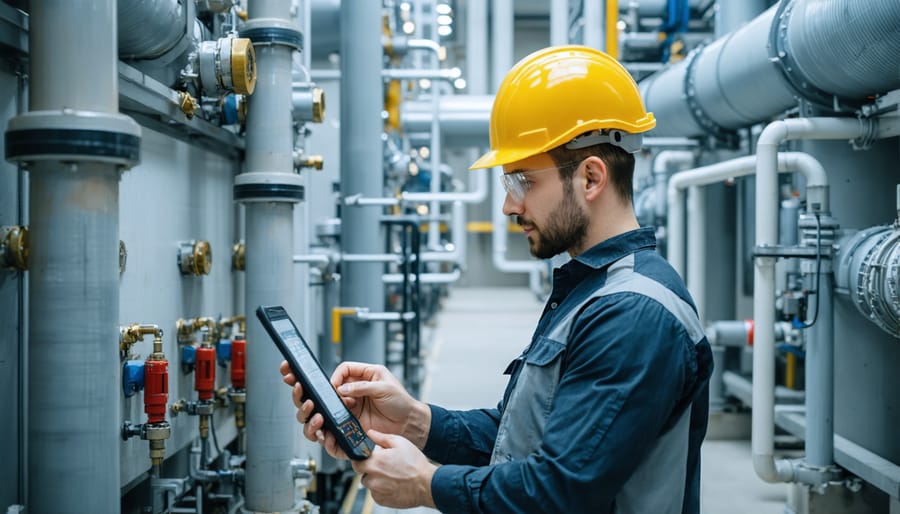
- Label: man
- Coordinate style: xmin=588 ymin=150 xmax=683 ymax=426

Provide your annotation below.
xmin=281 ymin=45 xmax=713 ymax=513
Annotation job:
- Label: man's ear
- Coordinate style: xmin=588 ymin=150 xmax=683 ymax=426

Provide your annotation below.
xmin=582 ymin=156 xmax=608 ymax=201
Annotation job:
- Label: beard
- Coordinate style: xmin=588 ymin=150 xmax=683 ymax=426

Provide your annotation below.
xmin=518 ymin=185 xmax=589 ymax=259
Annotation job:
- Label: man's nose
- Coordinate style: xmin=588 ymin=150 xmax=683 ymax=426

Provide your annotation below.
xmin=502 ymin=191 xmax=522 ymax=216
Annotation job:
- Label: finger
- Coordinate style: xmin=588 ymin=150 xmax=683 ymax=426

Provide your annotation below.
xmin=279 ymin=360 xmax=290 ymax=375
xmin=331 ymin=361 xmax=387 ymax=387
xmin=281 ymin=372 xmax=296 ymax=386
xmin=299 ymin=400 xmax=314 ymax=423
xmin=366 ymin=429 xmax=394 ymax=448
xmin=291 ymin=383 xmax=305 ymax=407
xmin=337 ymin=380 xmax=394 ymax=399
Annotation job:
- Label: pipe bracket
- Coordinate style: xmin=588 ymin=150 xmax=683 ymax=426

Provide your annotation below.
xmin=5 ymin=110 xmax=141 ymax=167
xmin=682 ymin=45 xmax=739 ymax=148
xmin=234 ymin=172 xmax=304 ymax=203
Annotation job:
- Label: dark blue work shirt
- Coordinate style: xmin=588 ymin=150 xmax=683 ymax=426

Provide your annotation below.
xmin=422 ymin=227 xmax=713 ymax=513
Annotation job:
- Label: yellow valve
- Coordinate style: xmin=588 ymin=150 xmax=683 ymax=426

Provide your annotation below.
xmin=331 ymin=307 xmax=358 ymax=344
xmin=231 ymin=38 xmax=257 ymax=95
xmin=1 ymin=225 xmax=28 ymax=271
xmin=178 ymin=91 xmax=199 ymax=119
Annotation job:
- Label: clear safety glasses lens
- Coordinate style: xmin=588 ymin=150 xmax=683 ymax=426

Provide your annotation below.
xmin=500 ymin=172 xmax=529 ymax=201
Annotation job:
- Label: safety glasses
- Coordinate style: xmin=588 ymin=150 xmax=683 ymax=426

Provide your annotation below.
xmin=499 ymin=161 xmax=582 ymax=202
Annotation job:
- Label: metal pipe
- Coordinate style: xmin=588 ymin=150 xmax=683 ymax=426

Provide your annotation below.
xmin=340 ymin=0 xmax=385 ymax=365
xmin=491 ymin=0 xmax=513 ymax=93
xmin=15 ymin=1 xmax=139 ymax=511
xmin=401 ymin=95 xmax=492 ymax=147
xmin=238 ymin=0 xmax=303 ymax=509
xmin=752 ymin=117 xmax=874 ymax=484
xmin=805 ymin=270 xmax=834 ymax=468
xmin=667 ymin=152 xmax=828 ymax=278
xmin=582 ymin=0 xmax=603 ymax=50
xmin=402 ymin=167 xmax=488 ymax=203
xmin=383 ymin=270 xmax=461 ymax=284
xmin=550 ymin=0 xmax=568 ymax=46
xmin=686 ymin=186 xmax=706 ymax=321
xmin=382 ymin=68 xmax=461 ymax=81
xmin=641 ymin=0 xmax=900 ymax=138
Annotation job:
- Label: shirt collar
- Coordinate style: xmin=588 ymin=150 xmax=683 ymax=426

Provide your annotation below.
xmin=572 ymin=227 xmax=658 ymax=270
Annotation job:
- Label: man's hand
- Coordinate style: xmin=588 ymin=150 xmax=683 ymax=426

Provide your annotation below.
xmin=352 ymin=430 xmax=438 ymax=509
xmin=280 ymin=361 xmax=432 ymax=456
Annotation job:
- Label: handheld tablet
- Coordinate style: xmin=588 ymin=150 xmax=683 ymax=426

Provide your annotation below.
xmin=256 ymin=305 xmax=374 ymax=460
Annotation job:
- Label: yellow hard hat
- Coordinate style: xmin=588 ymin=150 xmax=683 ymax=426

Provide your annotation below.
xmin=470 ymin=45 xmax=656 ymax=170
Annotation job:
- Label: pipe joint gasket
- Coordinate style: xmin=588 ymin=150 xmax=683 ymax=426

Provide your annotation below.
xmin=5 ymin=110 xmax=141 ymax=168
xmin=234 ymin=171 xmax=304 ymax=203
xmin=682 ymin=45 xmax=739 ymax=148
xmin=767 ymin=0 xmax=862 ymax=113
xmin=240 ymin=18 xmax=303 ymax=51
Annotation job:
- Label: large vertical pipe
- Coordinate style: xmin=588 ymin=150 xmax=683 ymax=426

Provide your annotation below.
xmin=339 ymin=1 xmax=385 ymax=364
xmin=550 ymin=0 xmax=568 ymax=46
xmin=466 ymin=0 xmax=489 ymax=96
xmin=490 ymin=0 xmax=513 ymax=93
xmin=805 ymin=271 xmax=834 ymax=467
xmin=582 ymin=0 xmax=604 ymax=50
xmin=8 ymin=1 xmax=139 ymax=511
xmin=238 ymin=0 xmax=304 ymax=510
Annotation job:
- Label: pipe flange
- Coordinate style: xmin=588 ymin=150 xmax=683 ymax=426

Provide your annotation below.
xmin=240 ymin=18 xmax=303 ymax=51
xmin=767 ymin=0 xmax=862 ymax=113
xmin=682 ymin=45 xmax=739 ymax=149
xmin=234 ymin=171 xmax=304 ymax=203
xmin=5 ymin=110 xmax=141 ymax=167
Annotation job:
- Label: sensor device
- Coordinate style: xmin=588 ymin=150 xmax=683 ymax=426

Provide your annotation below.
xmin=256 ymin=305 xmax=374 ymax=460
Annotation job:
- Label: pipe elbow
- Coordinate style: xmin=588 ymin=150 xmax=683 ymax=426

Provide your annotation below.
xmin=752 ymin=454 xmax=795 ymax=483
xmin=758 ymin=120 xmax=789 ymax=148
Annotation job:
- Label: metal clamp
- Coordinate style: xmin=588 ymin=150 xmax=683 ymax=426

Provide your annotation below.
xmin=681 ymin=44 xmax=739 ymax=148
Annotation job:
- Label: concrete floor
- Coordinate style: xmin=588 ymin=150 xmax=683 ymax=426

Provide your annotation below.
xmin=373 ymin=286 xmax=788 ymax=514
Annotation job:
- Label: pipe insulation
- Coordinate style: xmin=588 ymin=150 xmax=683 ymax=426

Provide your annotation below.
xmin=117 ymin=0 xmax=186 ymax=60
xmin=641 ymin=0 xmax=900 ymax=138
xmin=401 ymin=95 xmax=492 ymax=147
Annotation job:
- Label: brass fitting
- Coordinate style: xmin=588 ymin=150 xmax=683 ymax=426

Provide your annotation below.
xmin=178 ymin=240 xmax=212 ymax=276
xmin=217 ymin=315 xmax=246 ymax=336
xmin=199 ymin=414 xmax=210 ymax=439
xmin=170 ymin=399 xmax=187 ymax=416
xmin=120 ymin=324 xmax=164 ymax=353
xmin=232 ymin=242 xmax=245 ymax=271
xmin=145 ymin=423 xmax=171 ymax=466
xmin=311 ymin=88 xmax=325 ymax=123
xmin=178 ymin=91 xmax=199 ymax=119
xmin=176 ymin=317 xmax=217 ymax=344
xmin=1 ymin=225 xmax=28 ymax=271
xmin=298 ymin=155 xmax=324 ymax=170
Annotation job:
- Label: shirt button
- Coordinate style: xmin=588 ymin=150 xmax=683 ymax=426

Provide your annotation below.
xmin=550 ymin=302 xmax=558 ymax=309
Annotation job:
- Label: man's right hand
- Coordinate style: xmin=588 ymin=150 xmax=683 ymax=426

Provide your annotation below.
xmin=280 ymin=361 xmax=432 ymax=458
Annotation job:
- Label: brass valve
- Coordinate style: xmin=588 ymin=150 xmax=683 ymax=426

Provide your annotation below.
xmin=176 ymin=317 xmax=217 ymax=344
xmin=178 ymin=240 xmax=212 ymax=276
xmin=120 ymin=324 xmax=164 ymax=354
xmin=298 ymin=155 xmax=324 ymax=170
xmin=1 ymin=225 xmax=28 ymax=271
xmin=232 ymin=242 xmax=245 ymax=271
xmin=178 ymin=91 xmax=199 ymax=119
xmin=311 ymin=88 xmax=325 ymax=123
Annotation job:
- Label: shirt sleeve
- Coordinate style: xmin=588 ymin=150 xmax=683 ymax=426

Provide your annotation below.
xmin=430 ymin=293 xmax=692 ymax=514
xmin=423 ymin=404 xmax=501 ymax=466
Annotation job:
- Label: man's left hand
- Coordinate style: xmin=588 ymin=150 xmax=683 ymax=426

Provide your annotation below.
xmin=352 ymin=430 xmax=438 ymax=509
